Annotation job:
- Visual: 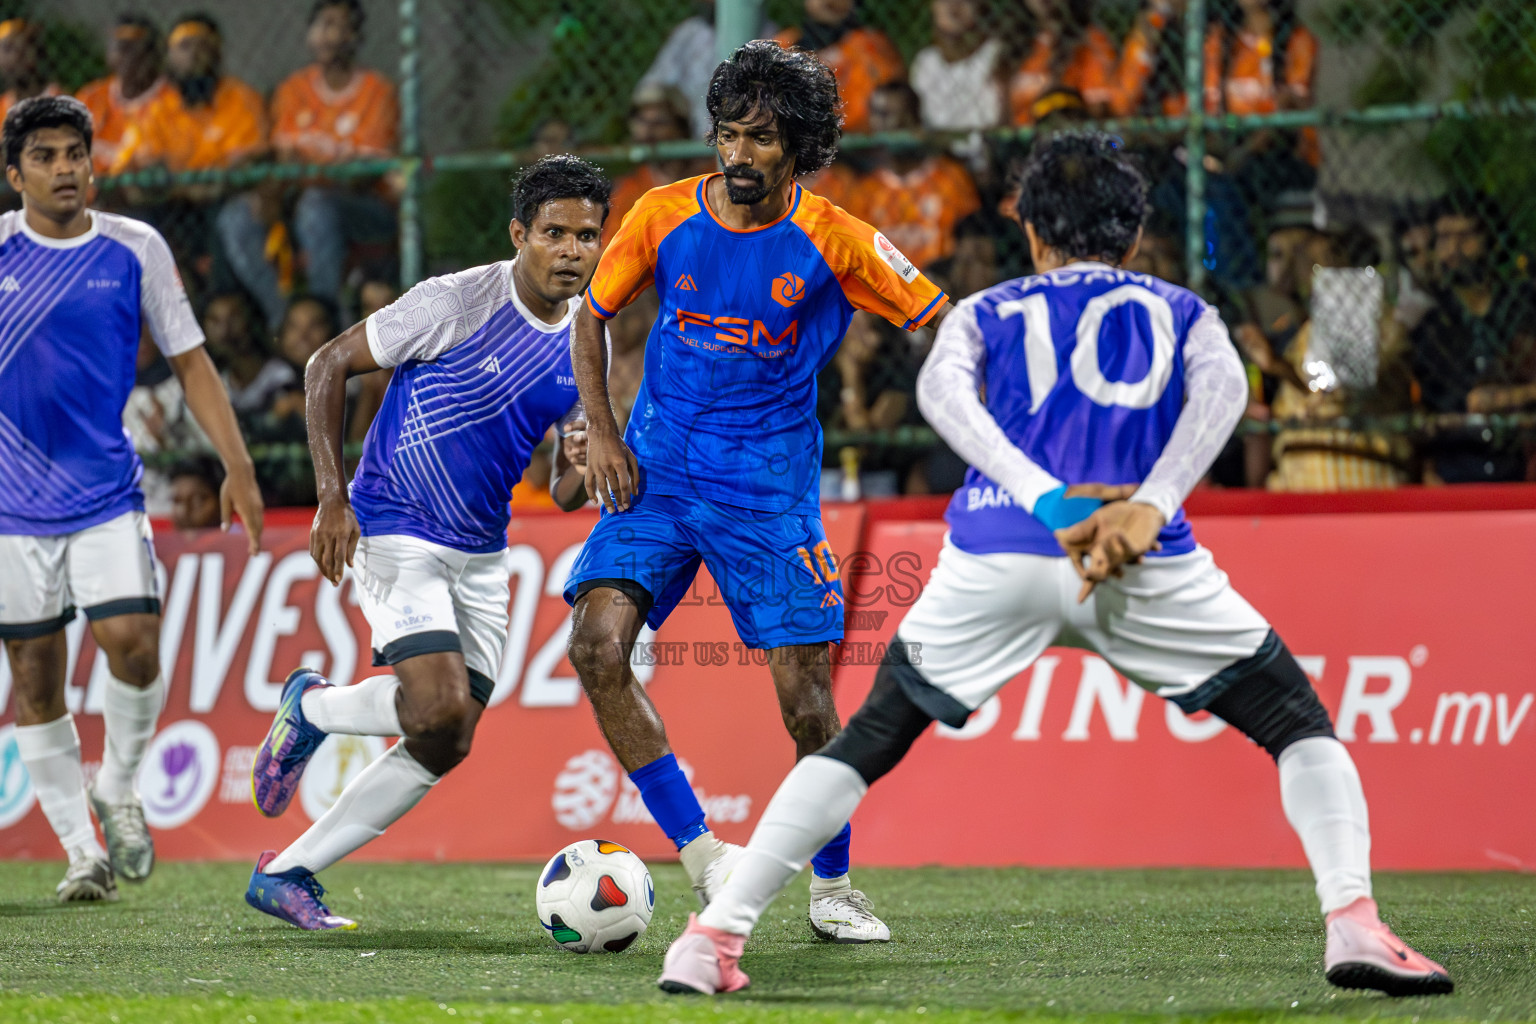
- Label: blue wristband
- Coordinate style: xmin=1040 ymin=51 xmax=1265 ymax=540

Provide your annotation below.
xmin=1032 ymin=485 xmax=1102 ymax=531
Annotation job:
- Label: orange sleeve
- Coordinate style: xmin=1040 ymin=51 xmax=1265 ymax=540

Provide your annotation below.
xmin=353 ymin=75 xmax=398 ymax=156
xmin=112 ymin=94 xmax=166 ymax=172
xmin=1203 ymin=28 xmax=1224 ymax=114
xmin=218 ymin=81 xmax=268 ymax=164
xmin=1107 ymin=24 xmax=1156 ymax=117
xmin=76 ymin=79 xmax=110 ymax=124
xmin=1008 ymin=39 xmax=1050 ymax=124
xmin=800 ymin=200 xmax=947 ymax=331
xmin=1285 ymin=27 xmax=1317 ymax=100
xmin=586 ymin=184 xmax=696 ymax=319
xmin=268 ymin=74 xmax=303 ymax=151
xmin=1073 ymin=27 xmax=1118 ymax=107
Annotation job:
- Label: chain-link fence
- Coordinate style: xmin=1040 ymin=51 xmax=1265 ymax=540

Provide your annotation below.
xmin=16 ymin=0 xmax=1536 ymax=504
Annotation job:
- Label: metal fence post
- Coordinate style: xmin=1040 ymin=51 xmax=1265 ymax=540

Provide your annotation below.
xmin=716 ymin=0 xmax=762 ymax=62
xmin=1183 ymin=0 xmax=1208 ymax=295
xmin=399 ymin=0 xmax=424 ymax=287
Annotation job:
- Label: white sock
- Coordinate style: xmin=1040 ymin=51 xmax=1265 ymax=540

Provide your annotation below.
xmin=301 ymin=675 xmax=402 ymax=736
xmin=1279 ymin=736 xmax=1373 ymax=915
xmin=14 ymin=715 xmax=105 ymax=859
xmin=94 ymin=674 xmax=164 ymax=804
xmin=809 ymin=873 xmax=852 ymax=898
xmin=678 ymin=830 xmax=726 ymax=886
xmin=265 ymin=741 xmax=436 ymax=874
xmin=700 ymin=756 xmax=867 ymax=936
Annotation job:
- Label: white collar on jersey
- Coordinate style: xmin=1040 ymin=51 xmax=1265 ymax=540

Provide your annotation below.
xmin=505 ymin=257 xmax=581 ymax=333
xmin=18 ymin=209 xmax=99 ymax=249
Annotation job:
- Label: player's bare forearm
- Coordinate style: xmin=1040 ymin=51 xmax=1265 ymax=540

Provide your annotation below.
xmin=170 ymin=346 xmax=264 ymax=552
xmin=304 ymin=323 xmax=378 ymax=583
xmin=551 ymin=421 xmax=590 ymax=512
xmin=571 ymin=305 xmax=638 ymax=512
xmin=551 ymin=466 xmax=589 ymax=512
xmin=571 ymin=305 xmax=618 ymax=436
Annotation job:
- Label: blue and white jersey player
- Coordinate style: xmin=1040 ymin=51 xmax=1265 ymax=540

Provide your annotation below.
xmin=246 ymin=156 xmax=610 ymax=932
xmin=0 ymin=97 xmax=265 ymax=904
xmin=658 ymin=132 xmax=1453 ymax=1000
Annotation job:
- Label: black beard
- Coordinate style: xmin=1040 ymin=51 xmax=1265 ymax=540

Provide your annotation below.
xmin=1442 ymin=260 xmax=1486 ymax=286
xmin=722 ymin=165 xmax=770 ymax=205
xmin=173 ymin=72 xmax=218 ymax=107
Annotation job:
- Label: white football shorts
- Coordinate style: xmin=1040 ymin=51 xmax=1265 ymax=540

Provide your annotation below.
xmin=0 ymin=510 xmax=161 ymax=638
xmin=352 ymin=534 xmax=511 ymax=692
xmin=897 ymin=537 xmax=1271 ymax=712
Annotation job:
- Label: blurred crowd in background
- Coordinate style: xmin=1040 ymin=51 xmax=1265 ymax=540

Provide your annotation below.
xmin=7 ymin=0 xmax=1535 ymax=515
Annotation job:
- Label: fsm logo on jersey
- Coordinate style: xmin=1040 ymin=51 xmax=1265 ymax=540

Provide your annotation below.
xmin=137 ymin=720 xmax=220 ymax=828
xmin=300 ymin=735 xmax=387 ymax=822
xmin=0 ymin=724 xmax=36 ymax=829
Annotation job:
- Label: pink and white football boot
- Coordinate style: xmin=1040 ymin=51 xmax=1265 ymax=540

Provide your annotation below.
xmin=1325 ymin=897 xmax=1453 ymax=996
xmin=657 ymin=913 xmax=751 ymax=995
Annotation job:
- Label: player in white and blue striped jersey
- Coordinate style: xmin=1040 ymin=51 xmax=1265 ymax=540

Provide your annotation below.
xmin=0 ymin=97 xmax=265 ymax=904
xmin=660 ymin=133 xmax=1453 ymax=999
xmin=244 ymin=155 xmax=609 ymax=931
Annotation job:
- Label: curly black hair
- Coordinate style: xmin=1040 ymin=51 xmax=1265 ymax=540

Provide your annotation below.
xmin=510 ymin=154 xmax=612 ymax=229
xmin=3 ymin=95 xmax=93 ymax=171
xmin=1015 ymin=130 xmax=1147 ymax=263
xmin=705 ymin=40 xmax=842 ymax=176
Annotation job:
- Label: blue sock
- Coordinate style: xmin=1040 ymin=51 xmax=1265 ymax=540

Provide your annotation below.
xmin=628 ymin=753 xmax=708 ymax=850
xmin=810 ymin=821 xmax=852 ymax=879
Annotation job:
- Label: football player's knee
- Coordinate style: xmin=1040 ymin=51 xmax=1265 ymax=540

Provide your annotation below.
xmin=402 ymin=688 xmax=476 ymax=742
xmin=96 ymin=624 xmax=160 ymax=685
xmin=115 ymin=638 xmax=160 ymax=686
xmin=819 ymin=660 xmax=934 ymax=786
xmin=1200 ymin=633 xmax=1335 ymax=761
xmin=567 ymin=628 xmax=628 ymax=689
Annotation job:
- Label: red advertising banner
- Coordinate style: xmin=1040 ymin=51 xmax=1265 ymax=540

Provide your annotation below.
xmin=0 ymin=502 xmax=1531 ymax=870
xmin=842 ymin=510 xmax=1536 ymax=871
xmin=0 ymin=506 xmax=864 ymax=865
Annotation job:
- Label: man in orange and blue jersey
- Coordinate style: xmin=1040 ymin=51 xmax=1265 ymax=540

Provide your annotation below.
xmin=563 ymin=40 xmax=948 ymax=944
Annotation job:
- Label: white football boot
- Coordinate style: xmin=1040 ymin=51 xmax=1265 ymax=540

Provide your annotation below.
xmin=808 ymin=882 xmax=890 ymax=943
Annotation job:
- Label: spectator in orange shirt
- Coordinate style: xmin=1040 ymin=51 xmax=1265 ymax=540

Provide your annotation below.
xmin=848 ymin=83 xmax=981 ymax=271
xmin=603 ymin=83 xmax=706 ymax=245
xmin=112 ymin=14 xmax=266 ymax=175
xmin=775 ymin=0 xmax=905 ymax=133
xmin=105 ymin=15 xmax=265 ymax=297
xmin=1205 ymin=0 xmax=1319 ymax=190
xmin=0 ymin=19 xmax=60 ymax=126
xmin=219 ymin=0 xmax=398 ymax=327
xmin=800 ymin=160 xmax=858 ymax=211
xmin=1009 ymin=0 xmax=1120 ymax=123
xmin=76 ymin=15 xmax=168 ymax=178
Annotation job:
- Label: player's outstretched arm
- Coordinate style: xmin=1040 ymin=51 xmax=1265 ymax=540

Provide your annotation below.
xmin=304 ymin=322 xmax=380 ymax=584
xmin=170 ymin=347 xmax=264 ymax=554
xmin=571 ymin=305 xmax=639 ymax=513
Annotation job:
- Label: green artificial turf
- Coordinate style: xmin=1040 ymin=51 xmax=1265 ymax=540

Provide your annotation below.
xmin=0 ymin=863 xmax=1529 ymax=1023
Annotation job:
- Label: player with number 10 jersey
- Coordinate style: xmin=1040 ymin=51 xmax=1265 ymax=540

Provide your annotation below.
xmin=660 ymin=132 xmax=1452 ymax=1000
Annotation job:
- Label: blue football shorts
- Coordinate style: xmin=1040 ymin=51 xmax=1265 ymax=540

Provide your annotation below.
xmin=562 ymin=491 xmax=845 ymax=649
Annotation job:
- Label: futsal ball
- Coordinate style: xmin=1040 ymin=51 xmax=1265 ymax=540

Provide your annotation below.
xmin=535 ymin=839 xmax=654 ymax=953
